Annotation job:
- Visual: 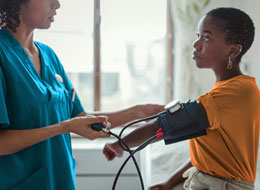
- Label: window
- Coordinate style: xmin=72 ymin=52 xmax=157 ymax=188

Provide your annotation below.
xmin=35 ymin=0 xmax=167 ymax=111
xmin=101 ymin=0 xmax=167 ymax=110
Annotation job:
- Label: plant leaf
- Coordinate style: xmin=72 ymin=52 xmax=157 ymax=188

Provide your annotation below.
xmin=203 ymin=0 xmax=211 ymax=8
xmin=192 ymin=3 xmax=199 ymax=14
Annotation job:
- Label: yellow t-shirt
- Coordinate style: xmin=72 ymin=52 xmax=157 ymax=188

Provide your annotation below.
xmin=190 ymin=75 xmax=260 ymax=183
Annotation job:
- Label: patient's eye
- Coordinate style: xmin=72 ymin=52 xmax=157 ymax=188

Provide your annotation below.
xmin=203 ymin=34 xmax=210 ymax=42
xmin=203 ymin=36 xmax=209 ymax=42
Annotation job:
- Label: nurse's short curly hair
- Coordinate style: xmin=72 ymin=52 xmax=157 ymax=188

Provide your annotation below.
xmin=207 ymin=7 xmax=255 ymax=62
xmin=0 ymin=0 xmax=29 ymax=32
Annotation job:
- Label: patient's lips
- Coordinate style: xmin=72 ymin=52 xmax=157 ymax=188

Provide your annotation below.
xmin=192 ymin=51 xmax=202 ymax=60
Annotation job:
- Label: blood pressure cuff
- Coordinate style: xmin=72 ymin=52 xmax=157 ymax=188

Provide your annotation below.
xmin=157 ymin=100 xmax=209 ymax=145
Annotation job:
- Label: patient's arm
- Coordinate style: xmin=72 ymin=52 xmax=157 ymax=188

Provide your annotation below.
xmin=103 ymin=118 xmax=162 ymax=160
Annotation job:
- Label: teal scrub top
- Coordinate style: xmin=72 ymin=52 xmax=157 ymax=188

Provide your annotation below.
xmin=0 ymin=29 xmax=84 ymax=190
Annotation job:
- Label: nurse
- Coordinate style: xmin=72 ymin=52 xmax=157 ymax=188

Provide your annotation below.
xmin=0 ymin=0 xmax=164 ymax=189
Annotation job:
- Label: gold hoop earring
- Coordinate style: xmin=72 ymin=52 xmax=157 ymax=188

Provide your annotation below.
xmin=227 ymin=56 xmax=232 ymax=70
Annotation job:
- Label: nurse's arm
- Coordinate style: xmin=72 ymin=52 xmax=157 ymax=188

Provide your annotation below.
xmin=87 ymin=104 xmax=165 ymax=128
xmin=0 ymin=116 xmax=109 ymax=156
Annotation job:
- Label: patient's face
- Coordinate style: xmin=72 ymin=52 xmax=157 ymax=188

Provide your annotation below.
xmin=192 ymin=15 xmax=232 ymax=70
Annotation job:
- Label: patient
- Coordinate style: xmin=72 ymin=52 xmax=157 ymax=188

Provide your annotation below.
xmin=103 ymin=7 xmax=259 ymax=190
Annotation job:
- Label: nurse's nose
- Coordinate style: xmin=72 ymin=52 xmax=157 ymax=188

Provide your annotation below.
xmin=52 ymin=0 xmax=61 ymax=10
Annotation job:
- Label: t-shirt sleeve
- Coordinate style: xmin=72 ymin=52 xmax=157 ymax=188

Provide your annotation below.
xmin=0 ymin=64 xmax=10 ymax=129
xmin=197 ymin=82 xmax=244 ymax=131
xmin=197 ymin=92 xmax=221 ymax=130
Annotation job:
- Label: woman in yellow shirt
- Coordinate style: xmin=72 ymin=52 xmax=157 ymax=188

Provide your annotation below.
xmin=103 ymin=7 xmax=260 ymax=190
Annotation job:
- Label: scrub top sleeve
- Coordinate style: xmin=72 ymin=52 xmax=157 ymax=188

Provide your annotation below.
xmin=0 ymin=65 xmax=10 ymax=129
xmin=71 ymin=93 xmax=84 ymax=118
xmin=53 ymin=55 xmax=84 ymax=118
xmin=64 ymin=76 xmax=84 ymax=118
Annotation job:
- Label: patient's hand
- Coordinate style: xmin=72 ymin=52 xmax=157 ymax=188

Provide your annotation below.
xmin=150 ymin=182 xmax=172 ymax=190
xmin=103 ymin=142 xmax=123 ymax=161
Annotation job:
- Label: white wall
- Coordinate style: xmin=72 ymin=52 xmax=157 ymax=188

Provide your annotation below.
xmin=235 ymin=0 xmax=260 ymax=86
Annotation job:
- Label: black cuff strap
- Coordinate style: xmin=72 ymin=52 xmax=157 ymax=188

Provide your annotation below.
xmin=157 ymin=100 xmax=209 ymax=145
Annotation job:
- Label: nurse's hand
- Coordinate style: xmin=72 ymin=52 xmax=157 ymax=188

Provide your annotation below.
xmin=135 ymin=104 xmax=165 ymax=119
xmin=64 ymin=116 xmax=110 ymax=140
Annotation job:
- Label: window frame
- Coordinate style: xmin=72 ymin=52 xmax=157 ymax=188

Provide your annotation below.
xmin=93 ymin=0 xmax=174 ymax=111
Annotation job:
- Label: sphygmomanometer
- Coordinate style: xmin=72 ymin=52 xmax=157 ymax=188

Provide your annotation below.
xmin=157 ymin=99 xmax=209 ymax=145
xmin=89 ymin=99 xmax=209 ymax=190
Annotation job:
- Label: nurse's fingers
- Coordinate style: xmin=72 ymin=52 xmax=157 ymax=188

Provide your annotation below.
xmin=84 ymin=116 xmax=108 ymax=125
xmin=92 ymin=130 xmax=110 ymax=139
xmin=85 ymin=130 xmax=110 ymax=140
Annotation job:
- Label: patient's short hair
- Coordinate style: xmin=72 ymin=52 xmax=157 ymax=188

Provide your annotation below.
xmin=207 ymin=7 xmax=255 ymax=62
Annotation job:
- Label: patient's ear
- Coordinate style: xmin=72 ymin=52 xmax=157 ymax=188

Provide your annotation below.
xmin=230 ymin=44 xmax=242 ymax=59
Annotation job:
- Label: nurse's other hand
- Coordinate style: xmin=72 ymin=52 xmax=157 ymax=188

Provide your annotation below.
xmin=136 ymin=104 xmax=165 ymax=119
xmin=103 ymin=142 xmax=123 ymax=161
xmin=64 ymin=116 xmax=110 ymax=140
